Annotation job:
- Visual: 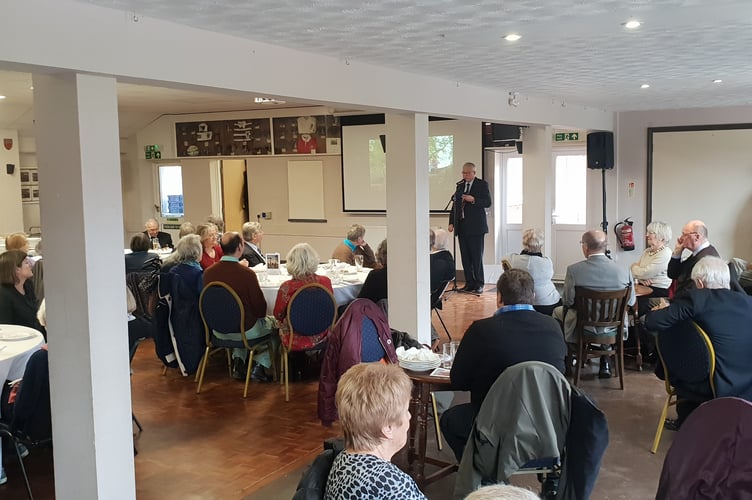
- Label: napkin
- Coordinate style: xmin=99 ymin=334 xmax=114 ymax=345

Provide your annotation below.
xmin=396 ymin=346 xmax=440 ymax=362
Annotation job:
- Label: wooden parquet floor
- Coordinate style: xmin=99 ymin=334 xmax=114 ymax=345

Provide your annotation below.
xmin=0 ymin=283 xmax=495 ymax=499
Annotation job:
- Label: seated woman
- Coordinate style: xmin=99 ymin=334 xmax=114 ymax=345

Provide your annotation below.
xmin=430 ymin=228 xmax=455 ymax=294
xmin=631 ymin=220 xmax=672 ymax=311
xmin=274 ymin=243 xmax=333 ymax=351
xmin=325 ymin=363 xmax=426 ymax=499
xmin=165 ymin=234 xmax=204 ymax=296
xmin=197 ymin=223 xmax=223 ymax=270
xmin=503 ymin=228 xmax=561 ymax=315
xmin=0 ymin=250 xmax=45 ymax=336
xmin=125 ymin=233 xmax=161 ymax=274
xmin=357 ymin=239 xmax=388 ymax=304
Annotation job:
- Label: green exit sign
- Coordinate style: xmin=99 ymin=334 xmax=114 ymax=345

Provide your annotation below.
xmin=554 ymin=132 xmax=579 ymax=141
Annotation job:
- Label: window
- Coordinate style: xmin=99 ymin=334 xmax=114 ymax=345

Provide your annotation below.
xmin=553 ymin=154 xmax=586 ymax=224
xmin=158 ymin=165 xmax=184 ymax=218
xmin=505 ymin=157 xmax=523 ymax=224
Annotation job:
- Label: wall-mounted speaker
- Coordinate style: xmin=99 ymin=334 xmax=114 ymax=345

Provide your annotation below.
xmin=587 ymin=132 xmax=614 ymax=170
xmin=378 ymin=134 xmax=386 ymax=153
xmin=6 ymin=163 xmax=15 ymax=175
xmin=515 ymin=142 xmax=523 ymax=155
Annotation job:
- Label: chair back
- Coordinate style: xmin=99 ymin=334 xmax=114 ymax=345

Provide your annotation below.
xmin=360 ymin=316 xmax=387 ymax=362
xmin=287 ymin=283 xmax=337 ymax=338
xmin=430 ymin=279 xmax=451 ymax=310
xmin=126 ymin=270 xmax=160 ymax=322
xmin=199 ymin=281 xmax=249 ymax=350
xmin=11 ymin=349 xmax=52 ymax=443
xmin=656 ymin=320 xmax=716 ymax=397
xmin=501 ymin=258 xmax=512 ymax=272
xmin=573 ymin=286 xmax=631 ymax=339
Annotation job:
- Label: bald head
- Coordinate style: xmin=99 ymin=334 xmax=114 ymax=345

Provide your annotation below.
xmin=679 ymin=219 xmax=708 ymax=252
xmin=219 ymin=231 xmax=243 ymax=257
xmin=581 ymin=230 xmax=607 ymax=256
xmin=144 ymin=218 xmax=160 ymax=237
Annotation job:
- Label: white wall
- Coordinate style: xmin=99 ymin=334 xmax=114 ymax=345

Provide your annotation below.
xmin=615 ymin=104 xmax=752 ymax=261
xmin=0 ymin=128 xmax=23 ymax=234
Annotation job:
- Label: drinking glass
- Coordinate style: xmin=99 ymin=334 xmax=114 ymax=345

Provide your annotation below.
xmin=328 ymin=258 xmax=338 ymax=270
xmin=354 ymin=254 xmax=364 ymax=272
xmin=441 ymin=343 xmax=454 ymax=368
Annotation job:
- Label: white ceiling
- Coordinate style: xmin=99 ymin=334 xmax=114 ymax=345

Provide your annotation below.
xmin=3 ymin=0 xmax=752 ymax=136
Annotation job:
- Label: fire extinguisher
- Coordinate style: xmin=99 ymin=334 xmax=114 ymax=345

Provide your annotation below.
xmin=615 ymin=217 xmax=635 ymax=251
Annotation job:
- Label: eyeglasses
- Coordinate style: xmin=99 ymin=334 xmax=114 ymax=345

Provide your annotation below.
xmin=681 ymin=232 xmax=699 ymax=238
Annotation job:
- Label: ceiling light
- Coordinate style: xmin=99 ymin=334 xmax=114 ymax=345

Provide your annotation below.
xmin=640 ymin=84 xmax=650 ymax=89
xmin=504 ymin=34 xmax=521 ymax=42
xmin=0 ymin=95 xmax=6 ymax=99
xmin=254 ymin=97 xmax=286 ymax=104
xmin=712 ymin=79 xmax=723 ymax=84
xmin=624 ymin=20 xmax=641 ymax=29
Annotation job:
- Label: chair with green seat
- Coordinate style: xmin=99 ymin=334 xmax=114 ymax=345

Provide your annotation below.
xmin=651 ymin=320 xmax=716 ymax=454
xmin=196 ymin=281 xmax=275 ymax=399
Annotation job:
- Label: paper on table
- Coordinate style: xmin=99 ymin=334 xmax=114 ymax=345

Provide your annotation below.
xmin=430 ymin=367 xmax=451 ymax=378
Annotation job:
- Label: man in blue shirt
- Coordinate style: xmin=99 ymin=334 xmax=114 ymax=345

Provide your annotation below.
xmin=440 ymin=268 xmax=567 ymax=461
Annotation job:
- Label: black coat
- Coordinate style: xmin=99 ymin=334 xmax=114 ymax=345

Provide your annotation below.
xmin=448 ymin=177 xmax=491 ymax=236
xmin=666 ymin=245 xmax=719 ymax=295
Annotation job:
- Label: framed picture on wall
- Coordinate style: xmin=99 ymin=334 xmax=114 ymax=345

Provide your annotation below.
xmin=21 ymin=187 xmax=32 ymax=201
xmin=20 ymin=170 xmax=31 ymax=184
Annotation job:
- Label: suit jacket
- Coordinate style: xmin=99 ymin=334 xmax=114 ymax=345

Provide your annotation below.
xmin=562 ymin=254 xmax=636 ymax=308
xmin=241 ymin=241 xmax=266 ymax=267
xmin=450 ymin=309 xmax=567 ymax=412
xmin=203 ymin=258 xmax=267 ymax=329
xmin=667 ymin=244 xmax=720 ymax=295
xmin=143 ymin=230 xmax=173 ymax=249
xmin=448 ymin=177 xmax=491 ymax=236
xmin=645 ymin=288 xmax=752 ymax=400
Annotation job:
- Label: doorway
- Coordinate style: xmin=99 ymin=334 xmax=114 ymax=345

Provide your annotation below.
xmin=492 ymin=149 xmax=523 ymax=261
xmin=551 ymin=147 xmax=587 ymax=280
xmin=218 ymin=159 xmax=249 ymax=231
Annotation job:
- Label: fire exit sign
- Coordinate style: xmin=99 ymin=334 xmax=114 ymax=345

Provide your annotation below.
xmin=144 ymin=144 xmax=162 ymax=159
xmin=554 ymin=132 xmax=579 ymax=141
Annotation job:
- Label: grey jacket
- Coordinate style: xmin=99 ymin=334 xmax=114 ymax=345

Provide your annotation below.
xmin=562 ymin=254 xmax=635 ymax=308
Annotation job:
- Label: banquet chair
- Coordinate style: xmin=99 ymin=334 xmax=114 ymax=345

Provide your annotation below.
xmin=651 ymin=320 xmax=716 ymax=454
xmin=0 ymin=349 xmax=52 ymax=500
xmin=572 ymin=286 xmax=631 ymax=389
xmin=196 ymin=281 xmax=275 ymax=398
xmin=282 ymin=283 xmax=337 ymax=402
xmin=431 ymin=279 xmax=453 ymax=341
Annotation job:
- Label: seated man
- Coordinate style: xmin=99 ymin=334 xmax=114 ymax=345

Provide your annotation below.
xmin=125 ymin=233 xmax=161 ymax=273
xmin=143 ymin=218 xmax=174 ymax=249
xmin=331 ymin=224 xmax=378 ymax=268
xmin=667 ymin=219 xmax=719 ymax=295
xmin=646 ymin=256 xmax=752 ymax=427
xmin=553 ymin=230 xmax=635 ymax=378
xmin=440 ymin=269 xmax=566 ymax=461
xmin=203 ymin=232 xmax=277 ymax=381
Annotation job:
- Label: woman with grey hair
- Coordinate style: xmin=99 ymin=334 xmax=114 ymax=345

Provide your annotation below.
xmin=503 ymin=228 xmax=560 ymax=315
xmin=160 ymin=234 xmax=203 ymax=293
xmin=274 ymin=243 xmax=333 ymax=350
xmin=631 ymin=221 xmax=673 ymax=302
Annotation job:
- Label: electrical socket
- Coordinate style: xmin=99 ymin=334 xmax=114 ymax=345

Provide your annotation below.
xmin=262 ymin=211 xmax=272 ymax=220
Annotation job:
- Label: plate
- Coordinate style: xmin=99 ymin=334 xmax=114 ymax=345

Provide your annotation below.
xmin=398 ymin=358 xmax=441 ymax=371
xmin=0 ymin=330 xmax=36 ymax=341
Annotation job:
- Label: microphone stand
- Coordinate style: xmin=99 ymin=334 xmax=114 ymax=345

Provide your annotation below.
xmin=445 ymin=187 xmax=476 ymax=296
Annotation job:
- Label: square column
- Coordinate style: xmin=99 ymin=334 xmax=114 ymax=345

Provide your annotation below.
xmin=385 ymin=113 xmax=431 ymax=344
xmin=522 ymin=125 xmax=553 ymax=254
xmin=34 ymin=73 xmax=135 ymax=500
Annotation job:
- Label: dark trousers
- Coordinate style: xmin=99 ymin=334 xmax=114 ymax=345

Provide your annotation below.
xmin=458 ymin=233 xmax=485 ymax=287
xmin=440 ymin=402 xmax=477 ymax=462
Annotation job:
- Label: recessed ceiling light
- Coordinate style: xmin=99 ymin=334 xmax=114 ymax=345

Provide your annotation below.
xmin=254 ymin=97 xmax=286 ymax=104
xmin=504 ymin=34 xmax=521 ymax=42
xmin=712 ymin=79 xmax=723 ymax=84
xmin=0 ymin=95 xmax=6 ymax=100
xmin=624 ymin=20 xmax=641 ymax=29
xmin=640 ymin=84 xmax=650 ymax=89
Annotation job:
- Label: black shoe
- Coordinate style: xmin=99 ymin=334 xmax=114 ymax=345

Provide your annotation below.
xmin=251 ymin=362 xmax=271 ymax=382
xmin=664 ymin=418 xmax=681 ymax=431
xmin=474 ymin=286 xmax=485 ymax=294
xmin=598 ymin=359 xmax=612 ymax=379
xmin=232 ymin=357 xmax=246 ymax=380
xmin=459 ymin=284 xmax=475 ymax=292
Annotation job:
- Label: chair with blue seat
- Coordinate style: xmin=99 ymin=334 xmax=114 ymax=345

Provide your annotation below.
xmin=196 ymin=281 xmax=275 ymax=399
xmin=651 ymin=320 xmax=716 ymax=454
xmin=282 ymin=283 xmax=337 ymax=402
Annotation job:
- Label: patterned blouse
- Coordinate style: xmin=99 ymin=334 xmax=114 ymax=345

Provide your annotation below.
xmin=274 ymin=274 xmax=333 ymax=350
xmin=325 ymin=452 xmax=426 ymax=500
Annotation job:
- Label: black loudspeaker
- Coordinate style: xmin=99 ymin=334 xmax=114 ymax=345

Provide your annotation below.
xmin=378 ymin=134 xmax=386 ymax=153
xmin=6 ymin=163 xmax=14 ymax=175
xmin=515 ymin=142 xmax=523 ymax=154
xmin=587 ymin=132 xmax=614 ymax=170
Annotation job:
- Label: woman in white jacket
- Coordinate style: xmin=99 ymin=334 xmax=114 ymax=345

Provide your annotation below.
xmin=503 ymin=228 xmax=561 ymax=315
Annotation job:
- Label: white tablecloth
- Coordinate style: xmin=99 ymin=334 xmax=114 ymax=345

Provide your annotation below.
xmin=0 ymin=324 xmax=44 ymax=459
xmin=258 ymin=266 xmax=370 ymax=316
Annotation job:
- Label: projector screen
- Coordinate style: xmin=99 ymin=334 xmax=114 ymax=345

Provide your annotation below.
xmin=341 ymin=118 xmax=481 ymax=212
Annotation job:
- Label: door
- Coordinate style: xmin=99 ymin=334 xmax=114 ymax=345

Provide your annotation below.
xmin=493 ymin=149 xmax=523 ymax=261
xmin=551 ymin=147 xmax=587 ymax=280
xmin=220 ymin=159 xmax=249 ymax=230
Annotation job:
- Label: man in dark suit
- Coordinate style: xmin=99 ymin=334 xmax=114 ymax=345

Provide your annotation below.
xmin=143 ymin=218 xmax=173 ymax=249
xmin=448 ymin=162 xmax=491 ymax=294
xmin=440 ymin=269 xmax=567 ymax=461
xmin=667 ymin=219 xmax=719 ymax=295
xmin=241 ymin=221 xmax=266 ymax=267
xmin=646 ymin=256 xmax=752 ymax=427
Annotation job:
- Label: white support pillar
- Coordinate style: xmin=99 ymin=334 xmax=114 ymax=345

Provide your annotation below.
xmin=384 ymin=113 xmax=431 ymax=344
xmin=33 ymin=73 xmax=135 ymax=500
xmin=522 ymin=126 xmax=554 ymax=254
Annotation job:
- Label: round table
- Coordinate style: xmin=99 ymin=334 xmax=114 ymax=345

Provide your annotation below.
xmin=0 ymin=324 xmax=45 ymax=457
xmin=256 ymin=266 xmax=370 ymax=315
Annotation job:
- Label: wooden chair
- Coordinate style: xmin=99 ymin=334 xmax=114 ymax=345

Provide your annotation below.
xmin=196 ymin=281 xmax=275 ymax=398
xmin=572 ymin=286 xmax=631 ymax=389
xmin=651 ymin=321 xmax=716 ymax=454
xmin=281 ymin=283 xmax=337 ymax=402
